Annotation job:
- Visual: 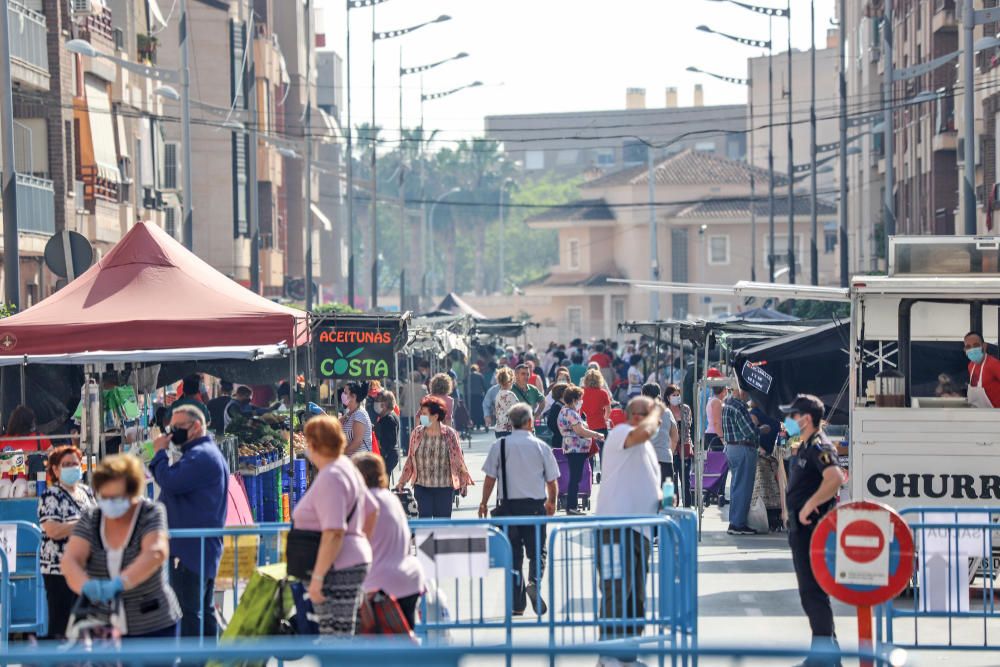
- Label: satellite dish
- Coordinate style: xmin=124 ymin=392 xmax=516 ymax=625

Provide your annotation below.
xmin=44 ymin=230 xmax=94 ymax=280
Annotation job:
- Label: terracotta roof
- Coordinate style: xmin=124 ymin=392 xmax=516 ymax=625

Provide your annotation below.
xmin=675 ymin=195 xmax=837 ymax=219
xmin=583 ymin=149 xmax=786 ymax=189
xmin=525 ymin=198 xmax=615 ymax=224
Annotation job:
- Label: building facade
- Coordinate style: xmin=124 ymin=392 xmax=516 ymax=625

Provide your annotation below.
xmin=485 ymin=87 xmax=747 ymax=177
xmin=505 ymin=150 xmax=838 ymax=342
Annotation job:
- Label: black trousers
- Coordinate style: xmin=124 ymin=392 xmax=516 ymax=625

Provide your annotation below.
xmin=597 ymin=528 xmax=651 ymax=654
xmin=673 ymin=453 xmax=693 ymax=508
xmin=566 ymin=452 xmax=589 ymax=510
xmin=789 ymin=513 xmax=836 ymax=639
xmin=504 ymin=499 xmax=547 ymax=613
xmin=43 ymin=573 xmax=78 ymax=639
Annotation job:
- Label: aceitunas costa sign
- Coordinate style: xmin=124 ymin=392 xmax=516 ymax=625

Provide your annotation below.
xmin=315 ymin=326 xmax=395 ymax=379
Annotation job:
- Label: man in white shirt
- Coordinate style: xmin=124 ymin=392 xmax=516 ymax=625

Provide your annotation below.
xmin=594 ymin=396 xmax=663 ymax=666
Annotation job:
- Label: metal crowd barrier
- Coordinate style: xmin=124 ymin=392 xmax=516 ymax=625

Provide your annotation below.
xmin=166 ymin=512 xmax=698 ymax=653
xmin=878 ymin=507 xmax=1000 ymax=652
xmin=0 ymin=520 xmax=47 ymax=648
xmin=0 ymin=636 xmax=909 ymax=667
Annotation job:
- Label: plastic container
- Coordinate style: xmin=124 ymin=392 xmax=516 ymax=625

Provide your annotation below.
xmin=662 ymin=479 xmax=675 ymax=510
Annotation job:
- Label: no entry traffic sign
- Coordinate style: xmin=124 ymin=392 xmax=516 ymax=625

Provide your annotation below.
xmin=810 ymin=501 xmax=915 ymax=667
xmin=810 ymin=500 xmax=915 ymax=606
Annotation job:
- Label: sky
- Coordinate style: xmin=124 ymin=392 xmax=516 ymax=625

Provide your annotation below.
xmin=321 ymin=0 xmax=837 ymax=150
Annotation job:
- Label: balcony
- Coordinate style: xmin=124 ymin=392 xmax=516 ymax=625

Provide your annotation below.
xmin=932 ymin=0 xmax=957 ymax=34
xmin=933 ymin=92 xmax=957 ymax=152
xmin=8 ymin=1 xmax=49 ymax=91
xmin=15 ymin=174 xmax=55 ymax=235
xmin=78 ymin=165 xmax=120 ymax=212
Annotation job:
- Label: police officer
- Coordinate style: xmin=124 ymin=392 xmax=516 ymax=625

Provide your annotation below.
xmin=781 ymin=394 xmax=847 ymax=667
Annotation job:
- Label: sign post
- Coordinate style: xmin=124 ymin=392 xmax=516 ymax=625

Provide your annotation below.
xmin=810 ymin=501 xmax=914 ymax=667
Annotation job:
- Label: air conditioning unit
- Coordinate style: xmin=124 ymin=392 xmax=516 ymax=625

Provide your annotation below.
xmin=71 ymin=0 xmax=104 ymax=17
xmin=142 ymin=187 xmax=157 ymax=210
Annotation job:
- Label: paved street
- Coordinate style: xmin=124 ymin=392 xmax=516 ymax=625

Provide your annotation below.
xmin=442 ymin=429 xmax=1000 ymax=666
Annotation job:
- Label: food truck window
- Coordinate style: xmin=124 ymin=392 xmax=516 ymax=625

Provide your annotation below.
xmin=897 ymin=300 xmax=1000 ymax=405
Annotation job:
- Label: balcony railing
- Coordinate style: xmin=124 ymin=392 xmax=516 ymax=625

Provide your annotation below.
xmin=0 ymin=172 xmax=56 ymax=235
xmin=78 ymin=165 xmax=120 ymax=212
xmin=8 ymin=1 xmax=48 ymax=74
xmin=77 ymin=6 xmax=114 ymax=51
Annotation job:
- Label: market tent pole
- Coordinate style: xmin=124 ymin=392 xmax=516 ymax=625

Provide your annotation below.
xmin=289 ymin=341 xmax=296 ymax=516
xmin=19 ymin=358 xmax=25 ymax=405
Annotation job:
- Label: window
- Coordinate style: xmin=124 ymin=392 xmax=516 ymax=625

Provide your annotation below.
xmin=623 ymin=140 xmax=647 ymax=165
xmin=163 ymin=143 xmax=178 ymax=189
xmin=567 ymin=238 xmax=581 ymax=270
xmin=567 ymin=307 xmax=583 ymax=337
xmin=525 ymin=150 xmax=544 ymax=170
xmin=164 ymin=207 xmax=177 ymax=239
xmin=824 ymin=223 xmax=837 ymax=254
xmin=594 ymin=148 xmax=615 ymax=167
xmin=708 ymin=235 xmax=730 ymax=265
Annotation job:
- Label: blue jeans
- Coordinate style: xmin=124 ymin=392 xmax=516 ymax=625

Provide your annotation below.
xmin=170 ymin=560 xmax=218 ymax=639
xmin=724 ymin=444 xmax=758 ymax=529
xmin=414 ymin=485 xmax=454 ymax=518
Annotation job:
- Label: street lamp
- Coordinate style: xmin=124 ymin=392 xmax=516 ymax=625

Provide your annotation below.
xmin=421 ymin=80 xmax=483 ymax=102
xmin=66 ymin=11 xmax=194 ymax=250
xmin=397 ymin=51 xmax=468 ymax=310
xmin=368 ymin=14 xmax=453 ymax=309
xmin=686 ymin=65 xmax=757 ymax=281
xmin=709 ymin=0 xmax=796 ymax=283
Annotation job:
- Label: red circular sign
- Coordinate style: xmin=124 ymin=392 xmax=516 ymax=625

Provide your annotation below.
xmin=810 ymin=500 xmax=915 ymax=607
xmin=839 ymin=519 xmax=886 ymax=564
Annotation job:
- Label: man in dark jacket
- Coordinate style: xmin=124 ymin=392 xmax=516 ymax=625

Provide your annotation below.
xmin=150 ymin=404 xmax=229 ymax=639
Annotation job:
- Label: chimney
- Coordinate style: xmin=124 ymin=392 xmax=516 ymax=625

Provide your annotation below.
xmin=694 ymin=84 xmax=704 ymax=107
xmin=826 ymin=28 xmax=838 ymax=50
xmin=626 ymin=87 xmax=646 ymax=110
xmin=665 ymin=87 xmax=678 ymax=108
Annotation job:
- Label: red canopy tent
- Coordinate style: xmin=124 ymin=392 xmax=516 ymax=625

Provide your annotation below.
xmin=0 ymin=222 xmax=308 ymax=355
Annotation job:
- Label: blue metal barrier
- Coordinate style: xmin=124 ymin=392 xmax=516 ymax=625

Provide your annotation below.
xmin=0 ymin=636 xmax=909 ymax=667
xmin=879 ymin=507 xmax=1000 ymax=652
xmin=0 ymin=520 xmax=47 ymax=646
xmin=167 ymin=512 xmax=698 ymax=653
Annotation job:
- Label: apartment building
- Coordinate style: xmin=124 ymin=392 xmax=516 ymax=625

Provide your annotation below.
xmin=485 ymin=87 xmax=747 ymax=177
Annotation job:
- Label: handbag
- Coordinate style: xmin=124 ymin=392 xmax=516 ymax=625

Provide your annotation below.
xmin=490 ymin=438 xmax=511 ymax=517
xmin=286 ymin=500 xmax=357 ymax=580
xmin=358 ymin=591 xmax=417 ymax=641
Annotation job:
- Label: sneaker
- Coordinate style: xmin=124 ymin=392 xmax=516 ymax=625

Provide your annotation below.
xmin=567 ymin=508 xmax=585 ymax=516
xmin=512 ymin=608 xmax=525 ymax=617
xmin=525 ymin=581 xmax=548 ymax=615
xmin=734 ymin=526 xmax=758 ymax=536
xmin=726 ymin=524 xmax=738 ymax=535
xmin=596 ymin=472 xmax=602 ymax=484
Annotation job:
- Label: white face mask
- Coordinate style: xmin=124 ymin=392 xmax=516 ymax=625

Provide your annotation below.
xmin=669 ymin=395 xmax=682 ymax=407
xmin=374 ymin=402 xmax=385 ymax=413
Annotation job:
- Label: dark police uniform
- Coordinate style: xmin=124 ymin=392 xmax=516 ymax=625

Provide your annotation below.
xmin=786 ymin=430 xmax=840 ymax=642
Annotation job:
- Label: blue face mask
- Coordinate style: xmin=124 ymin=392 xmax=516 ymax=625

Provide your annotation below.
xmin=59 ymin=466 xmax=82 ymax=486
xmin=967 ymin=347 xmax=986 ymax=364
xmin=98 ymin=497 xmax=132 ymax=519
xmin=419 ymin=415 xmax=431 ymax=428
xmin=783 ymin=416 xmax=802 ymax=437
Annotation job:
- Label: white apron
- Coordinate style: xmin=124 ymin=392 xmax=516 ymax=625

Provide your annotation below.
xmin=968 ymin=361 xmax=994 ymax=408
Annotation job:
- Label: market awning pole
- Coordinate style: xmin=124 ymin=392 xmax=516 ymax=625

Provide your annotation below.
xmin=19 ymin=359 xmax=25 ymax=406
xmin=289 ymin=342 xmax=296 ymax=514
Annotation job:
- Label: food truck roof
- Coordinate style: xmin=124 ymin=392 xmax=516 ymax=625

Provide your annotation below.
xmin=851 ymin=274 xmax=1000 ymax=298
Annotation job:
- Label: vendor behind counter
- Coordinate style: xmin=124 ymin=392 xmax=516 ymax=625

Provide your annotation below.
xmin=964 ymin=332 xmax=1000 ymax=408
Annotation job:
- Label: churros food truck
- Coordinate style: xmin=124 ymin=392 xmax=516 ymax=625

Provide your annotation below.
xmin=849 ymin=236 xmax=1000 ymax=509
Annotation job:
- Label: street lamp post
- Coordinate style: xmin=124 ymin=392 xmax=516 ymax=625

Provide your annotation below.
xmin=695 ymin=24 xmax=773 ymax=282
xmin=370 ymin=15 xmax=452 ymax=309
xmin=346 ymin=0 xmax=394 ymax=308
xmin=686 ymin=66 xmax=755 ymax=281
xmin=1 ymin=0 xmax=20 ymax=309
xmin=498 ymin=178 xmax=515 ymax=295
xmin=398 ymin=51 xmax=467 ymax=309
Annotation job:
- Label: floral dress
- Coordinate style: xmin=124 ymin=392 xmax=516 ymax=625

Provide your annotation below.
xmin=38 ymin=484 xmax=96 ymax=574
xmin=557 ymin=407 xmax=592 ymax=454
xmin=493 ymin=389 xmax=518 ymax=431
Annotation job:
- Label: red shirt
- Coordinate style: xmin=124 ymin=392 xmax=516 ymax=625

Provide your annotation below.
xmin=0 ymin=432 xmax=52 ymax=452
xmin=609 ymin=407 xmax=627 ymax=428
xmin=581 ymin=386 xmax=611 ymax=430
xmin=589 ymin=353 xmax=612 ymax=369
xmin=969 ymin=354 xmax=1000 ymax=407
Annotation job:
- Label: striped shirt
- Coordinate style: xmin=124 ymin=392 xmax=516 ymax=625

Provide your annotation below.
xmin=344 ymin=407 xmax=373 ymax=452
xmin=72 ymin=499 xmax=181 ymax=636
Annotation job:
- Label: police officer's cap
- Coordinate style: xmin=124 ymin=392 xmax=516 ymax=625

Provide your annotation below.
xmin=779 ymin=394 xmax=824 ymax=425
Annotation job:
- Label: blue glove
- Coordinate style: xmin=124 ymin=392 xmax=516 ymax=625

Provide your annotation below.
xmin=81 ymin=577 xmax=124 ymax=602
xmin=307 ymin=402 xmax=325 ymax=416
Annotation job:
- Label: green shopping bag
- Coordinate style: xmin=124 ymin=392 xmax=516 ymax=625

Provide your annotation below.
xmin=208 ymin=563 xmax=294 ymax=667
